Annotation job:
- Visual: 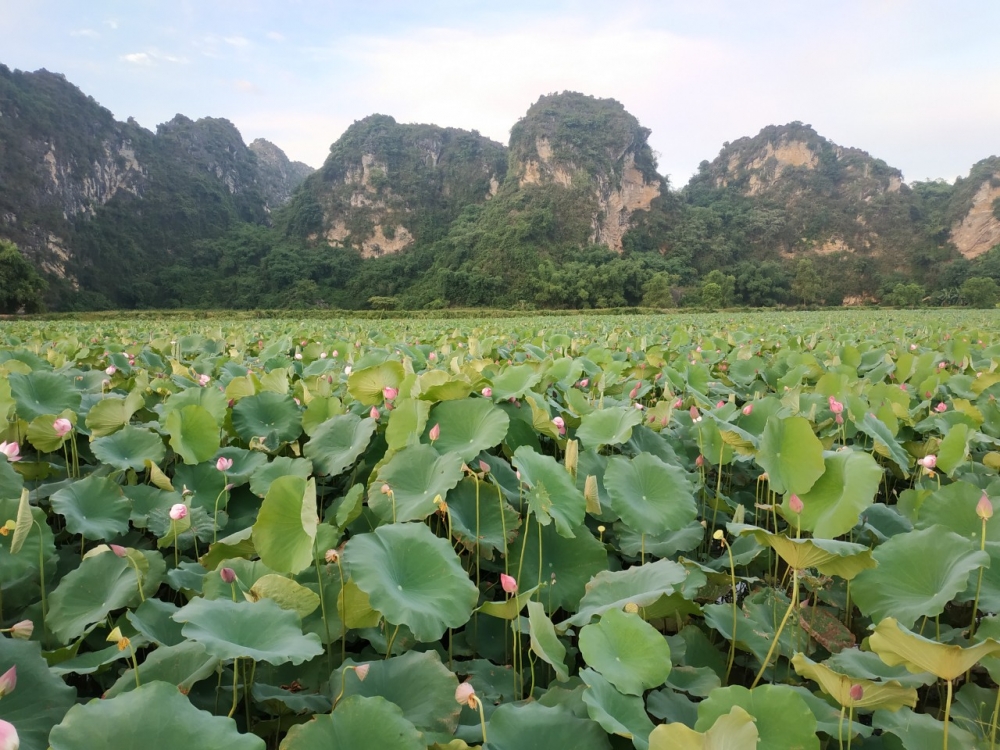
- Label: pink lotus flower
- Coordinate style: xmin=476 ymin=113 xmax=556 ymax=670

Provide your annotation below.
xmin=629 ymin=385 xmax=640 ymax=400
xmin=742 ymin=403 xmax=753 ymax=416
xmin=332 ymin=350 xmax=340 ymax=358
xmin=478 ymin=460 xmax=490 ymax=474
xmin=110 ymin=544 xmax=127 ymax=557
xmin=370 ymin=406 xmax=380 ymax=420
xmin=552 ymin=416 xmax=566 ymax=435
xmin=0 ymin=666 xmax=15 ymax=698
xmin=383 ymin=386 xmax=398 ymax=400
xmin=910 ymin=344 xmax=917 ymax=351
xmin=455 ymin=681 xmax=477 ymax=707
xmin=789 ymin=494 xmax=804 ymax=514
xmin=716 ymin=400 xmax=725 ymax=408
xmin=918 ymin=454 xmax=937 ymax=469
xmin=197 ymin=373 xmax=211 ymax=387
xmin=935 ymin=402 xmax=947 ymax=413
xmin=354 ymin=663 xmax=370 ymax=681
xmin=320 ymin=352 xmax=327 ymax=359
xmin=220 ymin=567 xmax=237 ymax=584
xmin=0 ymin=442 xmax=20 ymax=462
xmin=695 ymin=455 xmax=705 ymax=468
xmin=673 ymin=398 xmax=683 ymax=409
xmin=294 ymin=352 xmax=303 ymax=360
xmin=105 ymin=365 xmax=117 ymax=376
xmin=695 ymin=346 xmax=702 ymax=353
xmin=344 ymin=365 xmax=352 ymax=375
xmin=0 ymin=719 xmax=18 ymax=750
xmin=429 ymin=423 xmax=441 ymax=441
xmin=482 ymin=387 xmax=493 ymax=398
xmin=500 ymin=574 xmax=518 ymax=594
xmin=978 ymin=493 xmax=994 ymax=521
xmin=216 ymin=457 xmax=234 ymax=472
xmin=828 ymin=397 xmax=844 ymax=415
xmin=689 ymin=406 xmax=702 ymax=423
xmin=428 ymin=352 xmax=437 ymax=362
xmin=169 ymin=503 xmax=188 ymax=521
xmin=579 ymin=379 xmax=589 ymax=388
xmin=53 ymin=418 xmax=73 ymax=437
xmin=8 ymin=620 xmax=32 ymax=640
xmin=849 ymin=684 xmax=864 ymax=702
xmin=325 ymin=548 xmax=340 ymax=563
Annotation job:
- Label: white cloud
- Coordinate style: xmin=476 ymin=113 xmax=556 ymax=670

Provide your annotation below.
xmin=266 ymin=32 xmax=285 ymax=42
xmin=70 ymin=28 xmax=100 ymax=38
xmin=121 ymin=52 xmax=153 ymax=66
xmin=234 ymin=79 xmax=262 ymax=95
xmin=105 ymin=19 xmax=118 ymax=30
xmin=120 ymin=50 xmax=187 ymax=67
xmin=224 ymin=36 xmax=250 ymax=48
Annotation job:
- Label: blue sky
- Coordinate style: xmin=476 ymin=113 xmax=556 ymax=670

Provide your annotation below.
xmin=2 ymin=1 xmax=997 ymax=184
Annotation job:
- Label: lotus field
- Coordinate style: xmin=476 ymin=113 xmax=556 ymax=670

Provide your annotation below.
xmin=5 ymin=310 xmax=1000 ymax=749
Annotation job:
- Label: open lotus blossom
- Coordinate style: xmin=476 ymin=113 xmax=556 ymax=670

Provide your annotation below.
xmin=7 ymin=621 xmax=32 ymax=640
xmin=742 ymin=403 xmax=753 ymax=416
xmin=168 ymin=503 xmax=188 ymax=521
xmin=197 ymin=373 xmax=211 ymax=386
xmin=383 ymin=386 xmax=398 ymax=400
xmin=370 ymin=406 xmax=380 ymax=420
xmin=789 ymin=494 xmax=804 ymax=514
xmin=455 ymin=681 xmax=477 ymax=708
xmin=978 ymin=493 xmax=994 ymax=521
xmin=552 ymin=416 xmax=566 ymax=435
xmin=220 ymin=567 xmax=237 ymax=584
xmin=429 ymin=423 xmax=441 ymax=441
xmin=849 ymin=684 xmax=864 ymax=702
xmin=481 ymin=387 xmax=493 ymax=398
xmin=935 ymin=402 xmax=948 ymax=413
xmin=0 ymin=666 xmax=15 ymax=697
xmin=500 ymin=574 xmax=518 ymax=594
xmin=828 ymin=397 xmax=844 ymax=415
xmin=354 ymin=663 xmax=370 ymax=681
xmin=918 ymin=454 xmax=937 ymax=470
xmin=53 ymin=418 xmax=73 ymax=437
xmin=325 ymin=549 xmax=340 ymax=563
xmin=0 ymin=442 xmax=20 ymax=462
xmin=0 ymin=719 xmax=18 ymax=750
xmin=216 ymin=456 xmax=234 ymax=472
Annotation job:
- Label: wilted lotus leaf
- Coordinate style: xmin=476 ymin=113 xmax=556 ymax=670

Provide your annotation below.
xmin=790 ymin=653 xmax=917 ymax=711
xmin=695 ymin=684 xmax=819 ymax=750
xmin=648 ymin=706 xmax=758 ymax=750
xmin=868 ymin=617 xmax=1000 ymax=681
xmin=729 ymin=524 xmax=875 ymax=579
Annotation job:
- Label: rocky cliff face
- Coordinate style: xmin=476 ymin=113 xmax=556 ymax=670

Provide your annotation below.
xmin=294 ymin=115 xmax=506 ymax=258
xmin=249 ymin=138 xmax=314 ymax=209
xmin=949 ymin=157 xmax=1000 ymax=258
xmin=508 ymin=92 xmax=663 ymax=253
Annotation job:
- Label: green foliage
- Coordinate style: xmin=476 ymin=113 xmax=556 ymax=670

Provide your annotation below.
xmin=886 ymin=282 xmax=925 ymax=307
xmin=0 ymin=240 xmax=47 ymax=313
xmin=961 ymin=276 xmax=1000 ymax=307
xmin=791 ymin=259 xmax=823 ymax=305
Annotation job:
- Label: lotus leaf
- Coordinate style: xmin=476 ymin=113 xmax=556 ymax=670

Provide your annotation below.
xmin=579 ymin=608 xmax=671 ymax=695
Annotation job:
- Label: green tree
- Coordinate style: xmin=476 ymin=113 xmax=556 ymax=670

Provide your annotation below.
xmin=701 ymin=269 xmax=735 ymax=307
xmin=961 ymin=276 xmax=1000 ymax=308
xmin=887 ymin=283 xmax=925 ymax=307
xmin=640 ymin=272 xmax=677 ymax=308
xmin=0 ymin=240 xmax=47 ymax=313
xmin=791 ymin=258 xmax=823 ymax=305
xmin=701 ymin=282 xmax=724 ymax=310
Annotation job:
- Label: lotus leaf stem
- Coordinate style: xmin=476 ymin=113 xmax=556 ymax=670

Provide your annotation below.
xmin=722 ymin=537 xmax=738 ymax=685
xmin=751 ymin=567 xmax=798 ymax=688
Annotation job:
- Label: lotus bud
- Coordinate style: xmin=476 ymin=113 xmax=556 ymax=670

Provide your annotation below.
xmin=935 ymin=402 xmax=947 ymax=413
xmin=629 ymin=384 xmax=640 ymax=400
xmin=354 ymin=663 xmax=370 ymax=682
xmin=168 ymin=503 xmax=188 ymax=521
xmin=455 ymin=681 xmax=477 ymax=707
xmin=478 ymin=460 xmax=490 ymax=475
xmin=343 ymin=365 xmax=352 ymax=375
xmin=551 ymin=416 xmax=566 ymax=435
xmin=197 ymin=373 xmax=211 ymax=386
xmin=110 ymin=544 xmax=127 ymax=557
xmin=220 ymin=567 xmax=237 ymax=584
xmin=294 ymin=352 xmax=303 ymax=360
xmin=428 ymin=352 xmax=437 ymax=362
xmin=673 ymin=398 xmax=683 ymax=409
xmin=713 ymin=529 xmax=724 ymax=541
xmin=53 ymin=418 xmax=73 ymax=437
xmin=978 ymin=493 xmax=993 ymax=521
xmin=0 ymin=666 xmax=15 ymax=697
xmin=742 ymin=403 xmax=753 ymax=416
xmin=216 ymin=456 xmax=234 ymax=472
xmin=634 ymin=403 xmax=644 ymax=410
xmin=482 ymin=387 xmax=493 ymax=398
xmin=367 ymin=405 xmax=379 ymax=421
xmin=695 ymin=455 xmax=705 ymax=468
xmin=427 ymin=423 xmax=440 ymax=442
xmin=836 ymin=414 xmax=843 ymax=424
xmin=325 ymin=549 xmax=340 ymax=563
xmin=579 ymin=379 xmax=589 ymax=388
xmin=0 ymin=718 xmax=20 ymax=750
xmin=383 ymin=386 xmax=398 ymax=400
xmin=500 ymin=574 xmax=518 ymax=595
xmin=849 ymin=684 xmax=864 ymax=702
xmin=789 ymin=494 xmax=804 ymax=514
xmin=689 ymin=406 xmax=702 ymax=423
xmin=8 ymin=620 xmax=32 ymax=640
xmin=319 ymin=352 xmax=328 ymax=359
xmin=0 ymin=442 xmax=20 ymax=463
xmin=918 ymin=454 xmax=937 ymax=470
xmin=105 ymin=365 xmax=117 ymax=376
xmin=910 ymin=344 xmax=917 ymax=351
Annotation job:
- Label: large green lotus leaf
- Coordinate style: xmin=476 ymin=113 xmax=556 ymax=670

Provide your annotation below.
xmin=232 ymin=392 xmax=302 ymax=444
xmin=47 ymin=549 xmax=163 ymax=643
xmin=0 ymin=459 xmax=24 ymax=501
xmin=427 ymin=398 xmax=509 ymax=462
xmin=248 ymin=573 xmax=320 ymax=619
xmin=936 ymin=422 xmax=970 ymax=476
xmin=855 ymin=412 xmax=912 ymax=476
xmin=509 ymin=521 xmax=608 ymax=614
xmin=213 ymin=447 xmax=268 ymax=487
xmin=252 ymin=476 xmax=318 ymax=575
xmin=576 ymin=407 xmax=644 ymax=450
xmin=50 ymin=474 xmax=131 ymax=540
xmin=579 ymin=608 xmax=671 ymax=695
xmin=616 ymin=522 xmax=704 ymax=559
xmin=346 ymin=361 xmax=405 ymax=406
xmin=330 ymin=651 xmax=460 ymax=735
xmin=368 ymin=444 xmax=464 ymax=524
xmin=868 ymin=617 xmax=1000 ymax=681
xmin=756 ymin=415 xmax=825 ymax=495
xmin=173 ymin=596 xmax=323 ymax=665
xmin=201 ymin=558 xmax=277 ymax=600
xmin=873 ymin=706 xmax=977 ymax=750
xmin=790 ymin=653 xmax=918 ymax=711
xmin=527 ymin=600 xmax=569 ymax=682
xmin=446 ymin=477 xmax=520 ymax=557
xmin=344 ymin=522 xmax=478 ymax=641
xmin=0 ymin=637 xmax=76 ymax=750
xmin=91 ymin=425 xmax=166 ymax=471
xmin=649 ymin=706 xmax=758 ymax=750
xmin=126 ymin=598 xmax=185 ymax=646
xmin=26 ymin=411 xmax=74 ymax=452
xmin=488 ymin=363 xmax=542 ymax=401
xmin=279 ymin=695 xmax=422 ymax=750
xmin=385 ymin=398 xmax=431 ymax=451
xmin=104 ymin=641 xmax=220 ymax=698
xmin=580 ymin=668 xmax=655 ymax=750
xmin=729 ymin=524 xmax=875 ymax=579
xmin=48 ymin=680 xmax=264 ymax=750
xmin=303 ymin=413 xmax=376 ymax=476
xmin=249 ymin=456 xmax=314 ymax=497
xmin=568 ymin=559 xmax=701 ymax=627
xmin=485 ymin=702 xmax=612 ymax=750
xmin=8 ymin=370 xmax=81 ymax=421
xmin=915 ymin=481 xmax=1000 ymax=541
xmin=162 ymin=384 xmax=229 ymax=424
xmin=851 ymin=525 xmax=988 ymax=628
xmin=781 ymin=450 xmax=882 ymax=539
xmin=513 ymin=446 xmax=586 ymax=538
xmin=166 ymin=404 xmax=221 ymax=464
xmin=605 ymin=453 xmax=697 ymax=537
xmin=695 ymin=685 xmax=819 ymax=750
xmin=0 ymin=495 xmax=54 ymax=589
xmin=85 ymin=390 xmax=144 ymax=437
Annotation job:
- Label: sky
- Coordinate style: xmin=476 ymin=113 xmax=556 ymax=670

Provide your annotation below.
xmin=1 ymin=0 xmax=998 ymax=185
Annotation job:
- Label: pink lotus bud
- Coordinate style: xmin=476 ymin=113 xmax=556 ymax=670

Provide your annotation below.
xmin=673 ymin=398 xmax=683 ymax=409
xmin=0 ymin=719 xmax=17 ymax=750
xmin=918 ymin=454 xmax=937 ymax=469
xmin=197 ymin=373 xmax=211 ymax=387
xmin=634 ymin=403 xmax=644 ymax=410
xmin=294 ymin=352 xmax=303 ymax=360
xmin=455 ymin=681 xmax=477 ymax=707
xmin=169 ymin=503 xmax=188 ymax=521
xmin=380 ymin=483 xmax=392 ymax=495
xmin=478 ymin=460 xmax=490 ymax=474
xmin=370 ymin=406 xmax=380 ymax=420
xmin=428 ymin=351 xmax=437 ymax=361
xmin=849 ymin=684 xmax=864 ymax=702
xmin=515 ymin=470 xmax=521 ymax=481
xmin=294 ymin=398 xmax=301 ymax=406
xmin=220 ymin=567 xmax=237 ymax=584
xmin=0 ymin=666 xmax=15 ymax=698
xmin=332 ymin=350 xmax=340 ymax=358
xmin=789 ymin=494 xmax=804 ymax=514
xmin=216 ymin=457 xmax=234 ymax=472
xmin=383 ymin=386 xmax=398 ymax=400
xmin=716 ymin=400 xmax=725 ymax=408
xmin=8 ymin=620 xmax=32 ymax=640
xmin=482 ymin=387 xmax=493 ymax=398
xmin=939 ymin=361 xmax=947 ymax=369
xmin=695 ymin=346 xmax=702 ymax=353
xmin=0 ymin=442 xmax=20 ymax=463
xmin=552 ymin=416 xmax=566 ymax=435
xmin=935 ymin=402 xmax=947 ymax=413
xmin=695 ymin=455 xmax=705 ymax=468
xmin=344 ymin=365 xmax=352 ymax=375
xmin=500 ymin=573 xmax=518 ymax=594
xmin=629 ymin=385 xmax=639 ymax=399
xmin=910 ymin=344 xmax=917 ymax=351
xmin=429 ymin=423 xmax=441 ymax=441
xmin=742 ymin=403 xmax=753 ymax=416
xmin=354 ymin=663 xmax=370 ymax=681
xmin=110 ymin=544 xmax=128 ymax=557
xmin=689 ymin=406 xmax=702 ymax=423
xmin=320 ymin=352 xmax=327 ymax=359
xmin=579 ymin=379 xmax=589 ymax=388
xmin=53 ymin=418 xmax=73 ymax=437
xmin=835 ymin=414 xmax=844 ymax=425
xmin=325 ymin=549 xmax=340 ymax=563
xmin=105 ymin=365 xmax=117 ymax=376
xmin=899 ymin=383 xmax=907 ymax=390
xmin=829 ymin=399 xmax=844 ymax=415
xmin=978 ymin=493 xmax=994 ymax=521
